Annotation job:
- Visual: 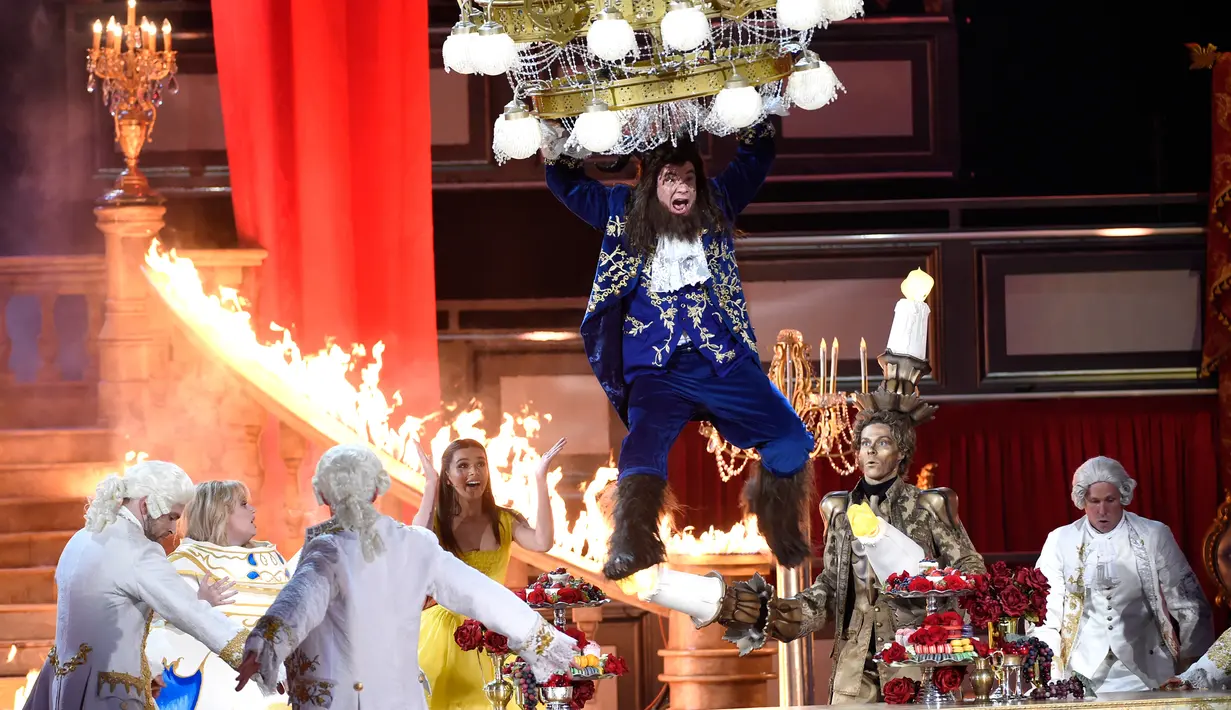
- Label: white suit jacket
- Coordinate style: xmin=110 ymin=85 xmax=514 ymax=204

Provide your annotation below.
xmin=245 ymin=516 xmax=577 ymax=710
xmin=1031 ymin=513 xmax=1213 ymax=687
xmin=22 ymin=508 xmax=247 ymax=710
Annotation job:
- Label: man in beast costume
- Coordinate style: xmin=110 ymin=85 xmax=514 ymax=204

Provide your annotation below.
xmin=544 ymin=120 xmax=815 ymax=580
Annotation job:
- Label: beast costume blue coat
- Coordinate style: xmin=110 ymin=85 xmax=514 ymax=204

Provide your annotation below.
xmin=545 ymin=122 xmax=776 ymax=425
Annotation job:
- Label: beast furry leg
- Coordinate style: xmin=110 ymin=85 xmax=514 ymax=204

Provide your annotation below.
xmin=602 ymin=473 xmax=670 ymax=581
xmin=742 ymin=462 xmax=815 ymax=568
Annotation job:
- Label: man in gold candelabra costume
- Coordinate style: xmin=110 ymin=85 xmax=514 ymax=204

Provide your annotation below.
xmin=716 ymin=387 xmax=986 ymax=704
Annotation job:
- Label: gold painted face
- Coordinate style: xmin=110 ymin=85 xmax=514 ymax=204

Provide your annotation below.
xmin=857 ymin=423 xmax=901 ymax=483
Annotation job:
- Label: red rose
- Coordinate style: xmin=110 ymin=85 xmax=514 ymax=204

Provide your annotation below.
xmin=513 ymin=589 xmax=527 ymax=601
xmin=573 ymin=679 xmax=596 ymax=705
xmin=939 ymin=611 xmax=963 ymax=626
xmin=999 ymin=585 xmax=1030 ymax=618
xmin=558 ymin=587 xmax=583 ymax=604
xmin=545 ymin=673 xmax=572 ymax=688
xmin=908 ymin=626 xmax=947 ymax=645
xmin=565 ymin=627 xmax=588 ymax=650
xmin=1030 ymin=595 xmax=1048 ymax=624
xmin=942 ymin=575 xmax=969 ymax=591
xmin=883 ymin=677 xmax=918 ymax=705
xmin=453 ymin=619 xmax=485 ymax=651
xmin=934 ymin=666 xmax=965 ymax=693
xmin=923 ymin=613 xmax=944 ymax=626
xmin=483 ymin=630 xmax=510 ymax=655
xmin=971 ymin=639 xmax=990 ymax=657
xmin=1024 ymin=567 xmax=1050 ymax=594
xmin=602 ymin=654 xmax=629 ymax=676
xmin=880 ymin=643 xmax=908 ymax=664
xmin=969 ymin=574 xmax=990 ymax=595
xmin=527 ymin=589 xmax=548 ymax=605
xmin=989 ymin=561 xmax=1012 ymax=590
xmin=967 ymin=598 xmax=1003 ymax=627
xmin=907 ymin=577 xmax=934 ymax=593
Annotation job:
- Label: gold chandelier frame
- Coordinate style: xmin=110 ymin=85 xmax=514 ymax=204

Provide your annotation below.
xmin=468 ymin=0 xmax=777 ymax=44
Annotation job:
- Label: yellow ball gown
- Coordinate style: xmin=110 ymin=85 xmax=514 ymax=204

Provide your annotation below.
xmin=418 ymin=510 xmax=516 ymax=710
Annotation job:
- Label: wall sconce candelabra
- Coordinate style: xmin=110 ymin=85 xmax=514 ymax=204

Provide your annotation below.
xmin=700 ymin=268 xmax=936 ymax=480
xmin=87 ymin=0 xmax=177 ymax=204
xmin=699 ymin=330 xmax=868 ymax=480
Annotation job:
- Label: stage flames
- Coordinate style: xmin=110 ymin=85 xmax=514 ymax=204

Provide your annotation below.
xmin=141 ymin=242 xmax=769 ymax=570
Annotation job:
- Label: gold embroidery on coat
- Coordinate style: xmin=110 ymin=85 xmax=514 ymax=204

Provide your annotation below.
xmin=683 ymin=291 xmax=736 ymax=363
xmin=588 ymin=217 xmax=641 ymax=313
xmin=47 ymin=643 xmax=92 ymax=676
xmin=1059 ymin=542 xmax=1088 ymax=672
xmin=1207 ymin=633 xmax=1231 ymax=673
xmin=254 ymin=616 xmax=292 ymax=645
xmin=286 ymin=649 xmax=335 ymax=707
xmin=623 ymin=314 xmax=649 ymax=336
xmin=705 ymin=238 xmax=756 ymax=351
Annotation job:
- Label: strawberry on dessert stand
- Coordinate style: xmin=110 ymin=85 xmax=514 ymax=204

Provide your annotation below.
xmin=517 ymin=568 xmax=611 ymax=631
xmin=873 ymin=560 xmax=979 ymax=705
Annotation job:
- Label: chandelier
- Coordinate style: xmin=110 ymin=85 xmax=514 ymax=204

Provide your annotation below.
xmin=701 ymin=268 xmax=936 ymax=480
xmin=441 ymin=0 xmax=860 ymax=162
xmin=86 ymin=0 xmax=177 ymax=204
xmin=700 ymin=330 xmax=867 ymax=480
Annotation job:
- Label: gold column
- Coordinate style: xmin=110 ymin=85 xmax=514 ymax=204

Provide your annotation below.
xmin=776 ymin=560 xmax=814 ymax=706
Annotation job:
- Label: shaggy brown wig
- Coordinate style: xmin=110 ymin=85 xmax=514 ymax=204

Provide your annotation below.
xmin=623 ymin=141 xmax=727 ymax=256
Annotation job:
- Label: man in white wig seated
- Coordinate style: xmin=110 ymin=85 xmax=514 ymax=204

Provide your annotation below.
xmin=22 ymin=460 xmax=249 ymax=710
xmin=235 ymin=443 xmax=578 ymax=709
xmin=1030 ymin=456 xmax=1213 ymax=693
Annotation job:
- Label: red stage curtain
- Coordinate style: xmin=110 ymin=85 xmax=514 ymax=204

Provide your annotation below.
xmin=670 ymin=395 xmax=1221 ymax=591
xmin=211 ymin=0 xmax=439 ymax=412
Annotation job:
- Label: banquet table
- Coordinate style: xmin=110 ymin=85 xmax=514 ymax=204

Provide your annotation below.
xmin=720 ymin=689 xmax=1231 ymax=708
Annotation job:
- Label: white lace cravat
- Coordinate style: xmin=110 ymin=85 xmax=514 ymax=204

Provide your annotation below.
xmin=648 ymin=235 xmax=710 ymax=294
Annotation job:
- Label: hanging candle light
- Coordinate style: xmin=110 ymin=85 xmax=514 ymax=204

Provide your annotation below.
xmin=492 ymin=100 xmax=542 ymax=164
xmin=785 ymin=51 xmax=843 ymax=110
xmin=470 ymin=21 xmax=516 ymax=76
xmin=587 ymin=6 xmax=637 ymax=61
xmin=776 ymin=0 xmax=825 ymax=31
xmin=710 ymin=71 xmax=763 ymax=130
xmin=442 ymin=20 xmax=478 ymax=74
xmin=660 ymin=1 xmax=710 ymax=52
xmin=572 ymin=97 xmax=622 ymax=153
xmin=820 ymin=0 xmax=864 ymax=23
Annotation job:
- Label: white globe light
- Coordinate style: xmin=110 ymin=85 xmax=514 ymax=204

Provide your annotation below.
xmin=470 ymin=22 xmax=516 ymax=76
xmin=492 ymin=101 xmax=542 ymax=164
xmin=710 ymin=75 xmax=763 ymax=130
xmin=572 ymin=99 xmax=622 ymax=153
xmin=785 ymin=53 xmax=844 ymax=110
xmin=775 ymin=0 xmax=824 ymax=31
xmin=442 ymin=22 xmax=477 ymax=74
xmin=820 ymin=0 xmax=864 ymax=23
xmin=660 ymin=2 xmax=710 ymax=52
xmin=587 ymin=9 xmax=637 ymax=61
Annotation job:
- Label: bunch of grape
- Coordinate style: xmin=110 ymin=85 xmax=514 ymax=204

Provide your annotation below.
xmin=1021 ymin=637 xmax=1055 ymax=685
xmin=506 ymin=660 xmax=539 ymax=709
xmin=1037 ymin=677 xmax=1085 ymax=700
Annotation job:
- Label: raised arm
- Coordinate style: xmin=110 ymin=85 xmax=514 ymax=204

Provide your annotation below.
xmin=1155 ymin=525 xmax=1214 ymax=664
xmin=237 ymin=536 xmax=341 ymax=693
xmin=1178 ymin=629 xmax=1231 ymax=690
xmin=545 ymin=155 xmax=612 ymax=231
xmin=418 ymin=527 xmax=576 ymax=680
xmin=711 ymin=121 xmax=777 ymax=218
xmin=411 ymin=438 xmax=440 ymax=529
xmin=512 ymin=438 xmax=566 ymax=553
xmin=126 ymin=544 xmax=248 ymax=670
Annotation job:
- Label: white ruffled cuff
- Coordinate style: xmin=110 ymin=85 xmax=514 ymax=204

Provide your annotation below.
xmin=246 ymin=616 xmax=294 ymax=696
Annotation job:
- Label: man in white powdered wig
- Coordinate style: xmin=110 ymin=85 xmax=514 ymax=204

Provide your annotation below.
xmin=235 ymin=442 xmax=578 ymax=710
xmin=23 ymin=460 xmax=250 ymax=710
xmin=1030 ymin=456 xmax=1213 ymax=693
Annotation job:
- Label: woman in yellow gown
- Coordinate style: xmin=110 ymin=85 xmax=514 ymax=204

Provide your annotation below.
xmin=415 ymin=435 xmax=567 ymax=710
